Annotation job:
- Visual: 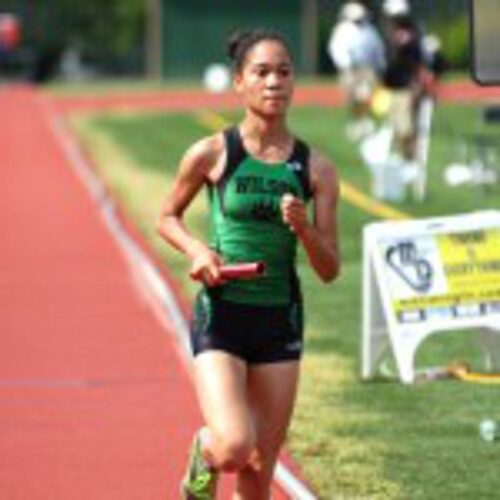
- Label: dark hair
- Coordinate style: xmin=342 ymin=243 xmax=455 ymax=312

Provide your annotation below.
xmin=227 ymin=29 xmax=292 ymax=73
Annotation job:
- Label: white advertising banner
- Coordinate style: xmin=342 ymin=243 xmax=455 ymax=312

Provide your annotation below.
xmin=380 ymin=228 xmax=500 ymax=324
xmin=362 ymin=211 xmax=500 ymax=383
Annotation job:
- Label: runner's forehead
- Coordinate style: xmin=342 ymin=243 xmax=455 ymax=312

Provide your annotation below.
xmin=245 ymin=41 xmax=292 ymax=67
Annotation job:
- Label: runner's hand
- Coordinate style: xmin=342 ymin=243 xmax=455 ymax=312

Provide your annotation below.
xmin=190 ymin=249 xmax=225 ymax=287
xmin=281 ymin=193 xmax=309 ymax=237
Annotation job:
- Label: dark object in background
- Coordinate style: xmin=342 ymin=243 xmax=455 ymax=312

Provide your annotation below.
xmin=29 ymin=46 xmax=61 ymax=83
xmin=483 ymin=105 xmax=500 ymax=123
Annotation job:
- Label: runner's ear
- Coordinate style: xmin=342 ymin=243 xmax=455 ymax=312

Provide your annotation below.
xmin=233 ymin=72 xmax=244 ymax=94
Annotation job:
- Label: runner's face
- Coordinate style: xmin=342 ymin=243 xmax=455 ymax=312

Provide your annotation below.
xmin=234 ymin=40 xmax=294 ymax=117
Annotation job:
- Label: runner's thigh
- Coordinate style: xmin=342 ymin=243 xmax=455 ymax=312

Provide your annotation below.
xmin=247 ymin=361 xmax=300 ymax=459
xmin=193 ymin=351 xmax=252 ymax=441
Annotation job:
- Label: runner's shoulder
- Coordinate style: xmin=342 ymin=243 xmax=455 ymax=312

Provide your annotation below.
xmin=181 ymin=133 xmax=225 ymax=175
xmin=309 ymin=148 xmax=339 ymax=193
xmin=309 ymin=148 xmax=334 ymax=169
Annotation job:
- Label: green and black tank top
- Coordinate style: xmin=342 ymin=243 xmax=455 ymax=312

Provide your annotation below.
xmin=207 ymin=126 xmax=313 ymax=306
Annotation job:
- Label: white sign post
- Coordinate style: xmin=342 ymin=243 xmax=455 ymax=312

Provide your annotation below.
xmin=412 ymin=96 xmax=434 ymax=201
xmin=362 ymin=211 xmax=500 ymax=384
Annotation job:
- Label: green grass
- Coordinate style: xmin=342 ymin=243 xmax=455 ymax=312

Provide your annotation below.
xmin=45 ymin=75 xmax=340 ymax=96
xmin=72 ymin=102 xmax=500 ymax=499
xmin=45 ymin=77 xmax=204 ymax=95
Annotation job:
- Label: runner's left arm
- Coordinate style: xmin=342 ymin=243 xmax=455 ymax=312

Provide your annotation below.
xmin=280 ymin=151 xmax=341 ymax=282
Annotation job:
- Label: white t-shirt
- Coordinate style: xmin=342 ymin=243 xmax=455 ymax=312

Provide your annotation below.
xmin=328 ymin=20 xmax=386 ymax=72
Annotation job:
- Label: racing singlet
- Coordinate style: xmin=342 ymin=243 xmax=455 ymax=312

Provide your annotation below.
xmin=207 ymin=127 xmax=313 ymax=305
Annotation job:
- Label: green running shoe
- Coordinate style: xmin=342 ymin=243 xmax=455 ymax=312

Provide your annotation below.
xmin=181 ymin=430 xmax=218 ymax=500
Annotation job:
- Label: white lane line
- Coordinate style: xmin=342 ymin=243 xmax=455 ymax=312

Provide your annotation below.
xmin=275 ymin=463 xmax=317 ymax=500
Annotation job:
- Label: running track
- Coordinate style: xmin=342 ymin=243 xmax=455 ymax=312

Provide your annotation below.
xmin=1 ymin=80 xmax=498 ymax=500
xmin=0 ymin=85 xmax=215 ymax=499
xmin=0 ymin=83 xmax=314 ymax=499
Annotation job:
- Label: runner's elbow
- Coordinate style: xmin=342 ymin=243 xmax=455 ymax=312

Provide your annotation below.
xmin=320 ymin=270 xmax=337 ymax=283
xmin=155 ymin=213 xmax=177 ymax=237
xmin=319 ymin=260 xmax=340 ymax=283
xmin=155 ymin=214 xmax=166 ymax=236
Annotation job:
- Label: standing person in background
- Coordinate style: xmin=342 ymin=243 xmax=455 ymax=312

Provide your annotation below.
xmin=327 ymin=1 xmax=386 ymax=141
xmin=380 ymin=0 xmax=435 ymax=161
xmin=0 ymin=13 xmax=21 ymax=75
xmin=157 ymin=29 xmax=340 ymax=500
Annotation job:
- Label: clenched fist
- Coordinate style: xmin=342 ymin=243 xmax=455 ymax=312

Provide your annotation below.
xmin=280 ymin=193 xmax=309 ymax=236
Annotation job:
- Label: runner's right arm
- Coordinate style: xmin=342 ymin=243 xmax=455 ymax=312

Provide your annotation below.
xmin=156 ymin=135 xmax=225 ymax=287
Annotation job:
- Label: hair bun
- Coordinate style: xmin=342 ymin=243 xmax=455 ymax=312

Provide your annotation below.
xmin=227 ymin=30 xmax=251 ymax=61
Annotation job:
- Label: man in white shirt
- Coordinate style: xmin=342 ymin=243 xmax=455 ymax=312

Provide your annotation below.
xmin=328 ymin=2 xmax=386 ymax=140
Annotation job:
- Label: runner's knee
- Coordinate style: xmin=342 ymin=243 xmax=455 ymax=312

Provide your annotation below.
xmin=236 ymin=456 xmax=277 ymax=493
xmin=215 ymin=428 xmax=256 ymax=471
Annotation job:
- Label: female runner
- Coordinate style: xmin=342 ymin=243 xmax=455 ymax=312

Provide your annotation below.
xmin=157 ymin=29 xmax=340 ymax=500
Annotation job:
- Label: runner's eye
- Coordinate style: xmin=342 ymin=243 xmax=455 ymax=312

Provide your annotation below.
xmin=255 ymin=67 xmax=269 ymax=78
xmin=279 ymin=67 xmax=291 ymax=78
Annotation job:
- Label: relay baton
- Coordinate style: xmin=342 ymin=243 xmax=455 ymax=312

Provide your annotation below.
xmin=219 ymin=261 xmax=267 ymax=280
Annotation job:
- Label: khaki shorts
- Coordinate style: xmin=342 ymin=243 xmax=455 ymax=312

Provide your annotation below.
xmin=388 ymin=90 xmax=417 ymax=139
xmin=339 ymin=67 xmax=377 ymax=104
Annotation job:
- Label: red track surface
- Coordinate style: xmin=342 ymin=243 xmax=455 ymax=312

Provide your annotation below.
xmin=52 ymin=86 xmax=343 ymax=114
xmin=1 ymin=79 xmax=496 ymax=499
xmin=0 ymin=85 xmax=289 ymax=499
xmin=52 ymin=80 xmax=500 ymax=115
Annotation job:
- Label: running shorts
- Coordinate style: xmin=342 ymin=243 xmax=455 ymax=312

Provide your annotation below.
xmin=190 ymin=288 xmax=304 ymax=364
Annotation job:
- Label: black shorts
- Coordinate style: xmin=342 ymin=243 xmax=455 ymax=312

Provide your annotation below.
xmin=190 ymin=288 xmax=304 ymax=364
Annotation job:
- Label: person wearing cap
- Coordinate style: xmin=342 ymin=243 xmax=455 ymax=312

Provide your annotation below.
xmin=380 ymin=0 xmax=436 ymax=160
xmin=327 ymin=1 xmax=386 ymax=141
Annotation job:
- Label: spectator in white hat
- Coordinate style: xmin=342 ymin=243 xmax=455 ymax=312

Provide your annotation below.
xmin=327 ymin=2 xmax=386 ymax=140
